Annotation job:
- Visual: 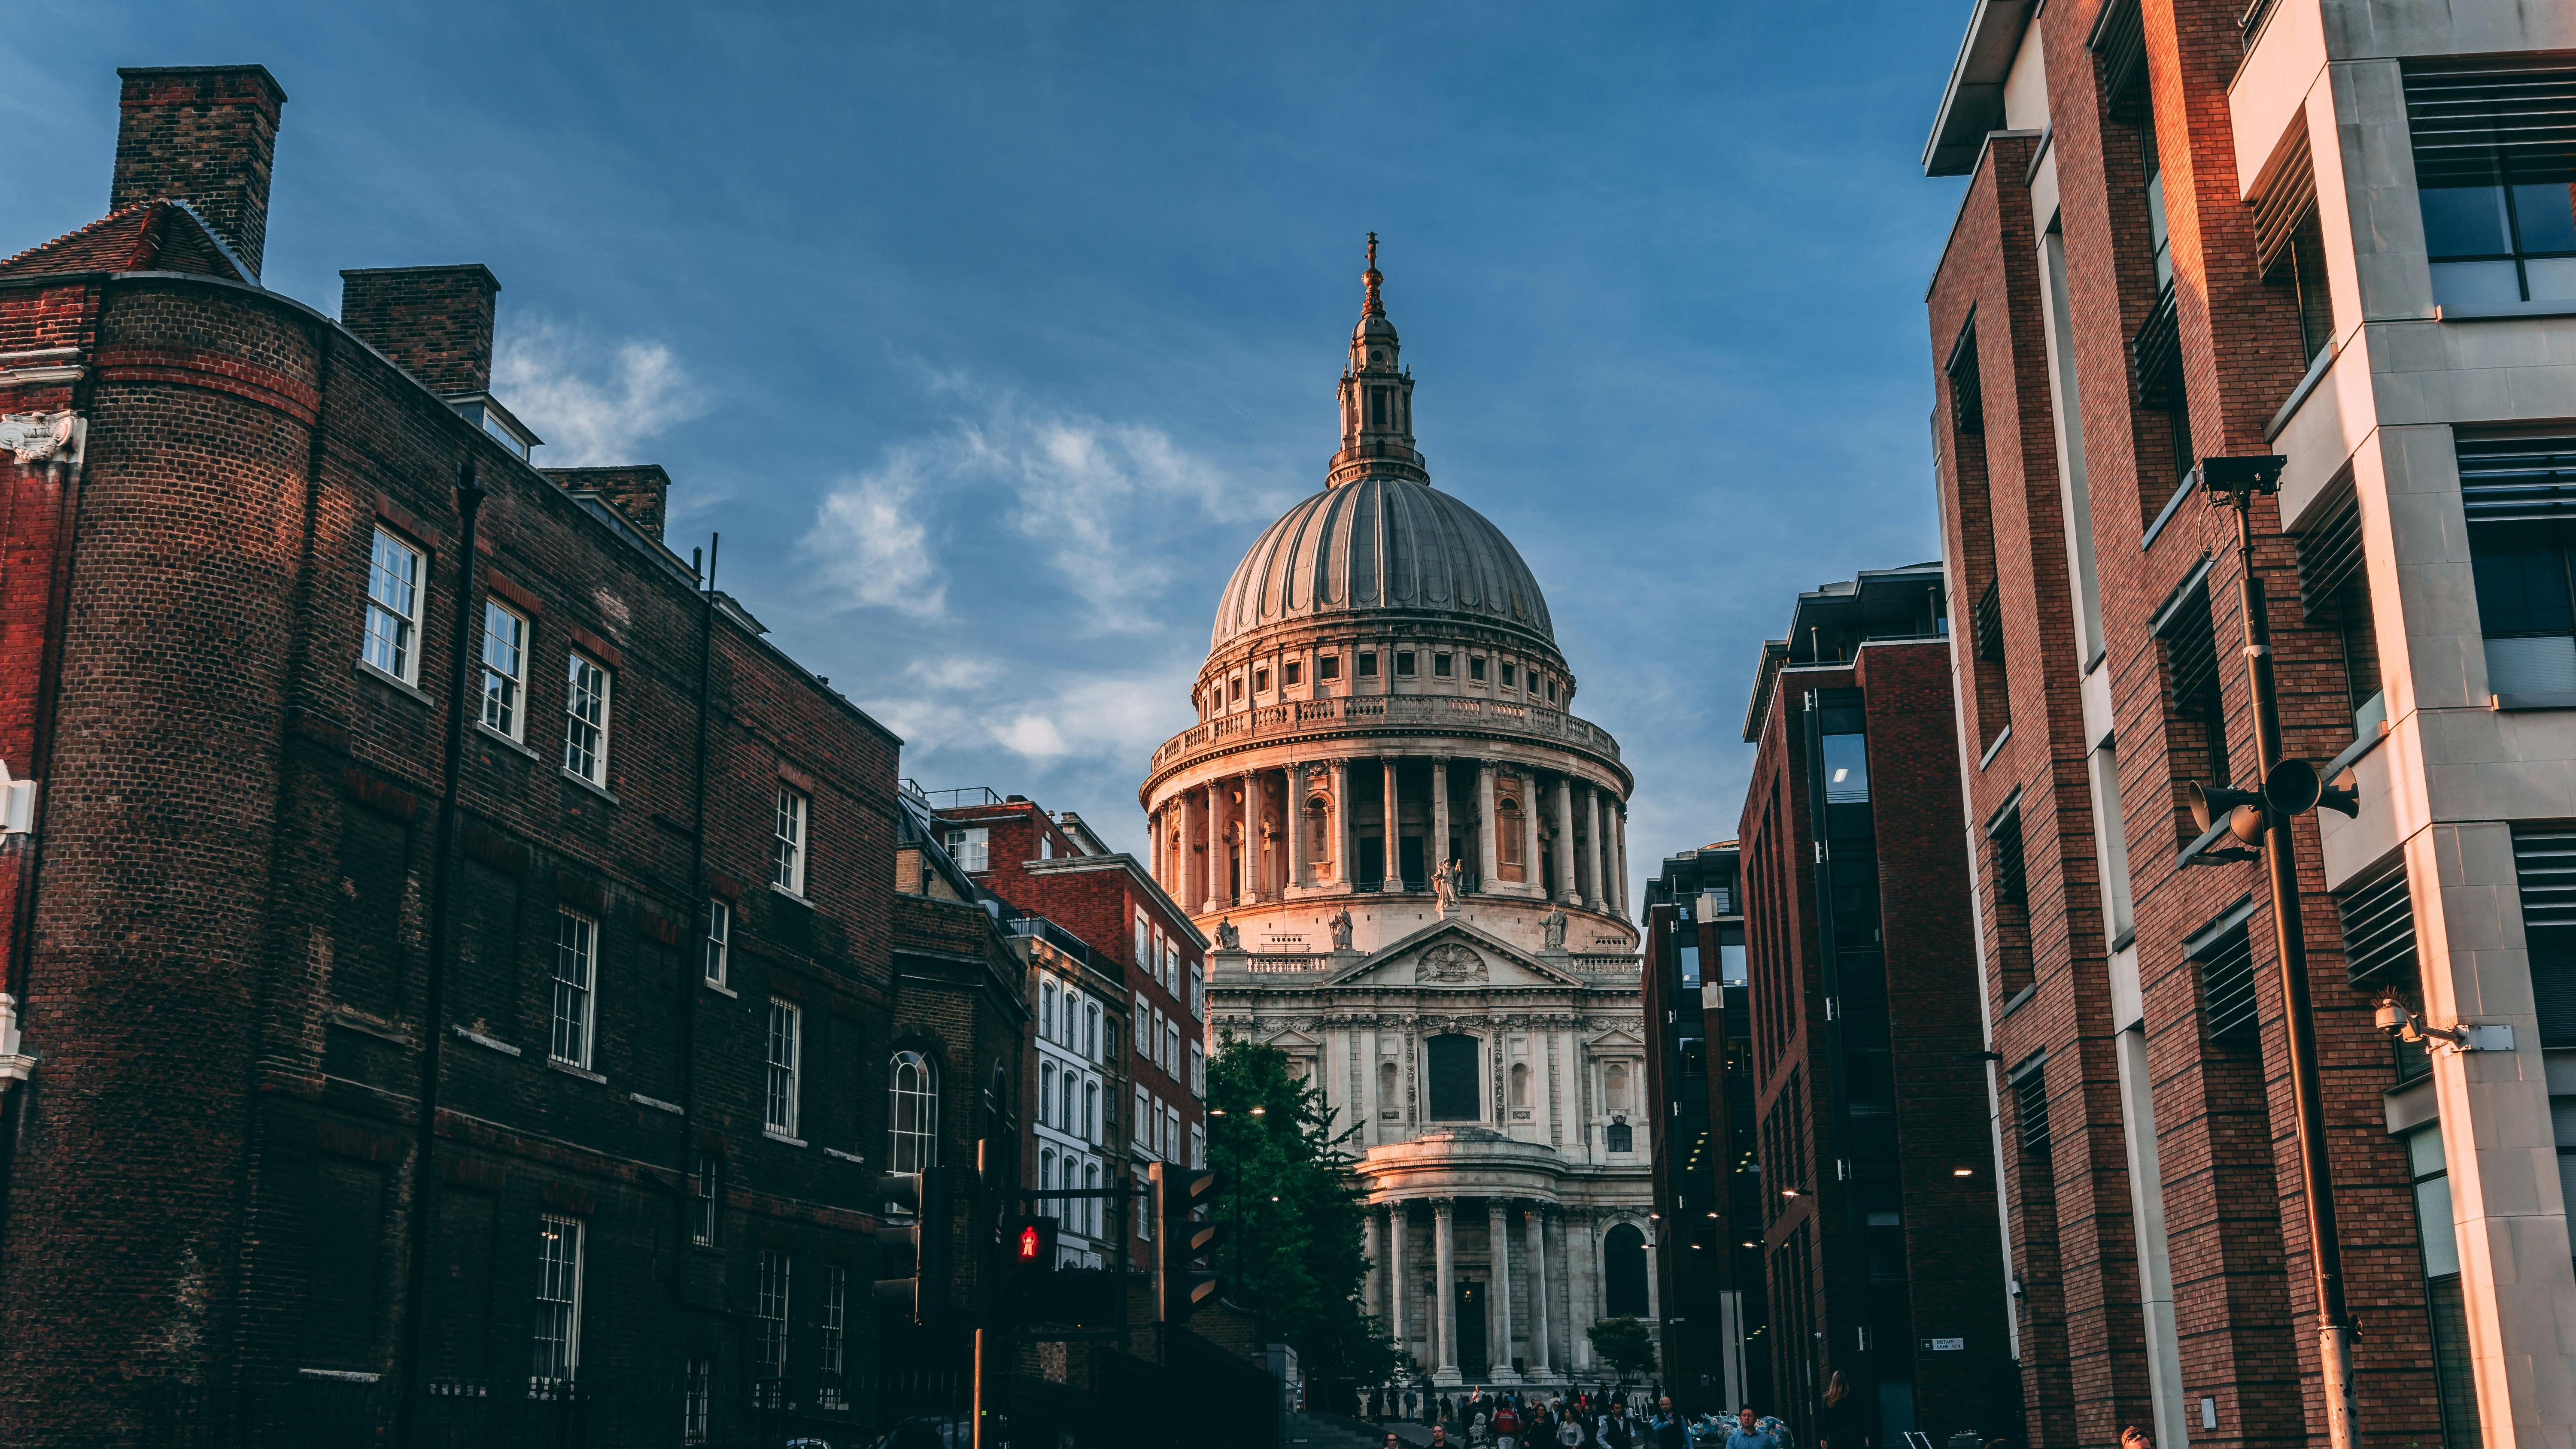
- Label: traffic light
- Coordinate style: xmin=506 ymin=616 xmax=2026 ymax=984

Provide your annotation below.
xmin=1151 ymin=1162 xmax=1223 ymax=1324
xmin=1002 ymin=1214 xmax=1060 ymax=1326
xmin=872 ymin=1167 xmax=948 ymax=1324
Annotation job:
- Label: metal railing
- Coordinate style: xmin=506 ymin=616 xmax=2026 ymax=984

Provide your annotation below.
xmin=1148 ymin=694 xmax=1622 ymax=774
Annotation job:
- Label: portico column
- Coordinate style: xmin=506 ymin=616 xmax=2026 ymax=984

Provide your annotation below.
xmin=1365 ymin=1207 xmax=1383 ymax=1323
xmin=1285 ymin=765 xmax=1306 ymax=890
xmin=1583 ymin=785 xmax=1605 ymax=912
xmin=1204 ymin=780 xmax=1226 ymax=914
xmin=1552 ymin=776 xmax=1578 ymax=904
xmin=1332 ymin=758 xmax=1353 ymax=889
xmin=1241 ymin=767 xmax=1261 ymax=902
xmin=1611 ymin=801 xmax=1629 ymax=916
xmin=1386 ymin=1203 xmax=1407 ymax=1351
xmin=1521 ymin=774 xmax=1543 ymax=896
xmin=1642 ymin=1219 xmax=1660 ymax=1325
xmin=1434 ymin=1199 xmax=1460 ymax=1384
xmin=1431 ymin=758 xmax=1452 ymax=876
xmin=1567 ymin=1210 xmax=1595 ymax=1370
xmin=1476 ymin=762 xmax=1499 ymax=890
xmin=1490 ymin=1199 xmax=1520 ymax=1382
xmin=1382 ymin=757 xmax=1403 ymax=890
xmin=1528 ymin=1206 xmax=1552 ymax=1377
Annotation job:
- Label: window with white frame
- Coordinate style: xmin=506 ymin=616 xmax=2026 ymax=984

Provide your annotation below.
xmin=563 ymin=653 xmax=611 ymax=784
xmin=1191 ymin=1121 xmax=1206 ymax=1170
xmin=1134 ymin=1086 xmax=1151 ymax=1153
xmin=819 ymin=1264 xmax=848 ymax=1407
xmin=1150 ymin=1009 xmax=1166 ymax=1071
xmin=890 ymin=1050 xmax=937 ymax=1173
xmin=756 ymin=1249 xmax=790 ymax=1379
xmin=1042 ymin=978 xmax=1057 ymax=1039
xmin=1084 ymin=1079 xmax=1099 ymax=1144
xmin=1085 ymin=1002 xmax=1100 ymax=1062
xmin=1190 ymin=1040 xmax=1206 ymax=1099
xmin=1166 ymin=1019 xmax=1181 ymax=1076
xmin=702 ymin=899 xmax=730 ymax=988
xmin=1135 ymin=910 xmax=1150 ymax=965
xmin=1133 ymin=995 xmax=1149 ymax=1058
xmin=480 ymin=601 xmax=528 ymax=739
xmin=766 ymin=999 xmax=802 ymax=1138
xmin=944 ymin=827 xmax=989 ymax=873
xmin=551 ymin=909 xmax=596 ymax=1070
xmin=1190 ymin=964 xmax=1204 ymax=1021
xmin=1084 ymin=1160 xmax=1102 ymax=1237
xmin=532 ymin=1214 xmax=584 ymax=1385
xmin=774 ymin=785 xmax=809 ymax=894
xmin=1041 ymin=1061 xmax=1057 ymax=1127
xmin=1164 ymin=1103 xmax=1181 ymax=1161
xmin=683 ymin=1357 xmax=711 ymax=1443
xmin=364 ymin=527 xmax=424 ymax=684
xmin=691 ymin=1152 xmax=720 ymax=1247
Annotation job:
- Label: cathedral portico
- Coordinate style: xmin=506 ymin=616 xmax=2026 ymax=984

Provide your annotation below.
xmin=1158 ymin=238 xmax=1651 ymax=1388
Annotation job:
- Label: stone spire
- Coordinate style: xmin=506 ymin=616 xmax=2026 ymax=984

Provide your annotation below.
xmin=1333 ymin=233 xmax=1428 ymax=487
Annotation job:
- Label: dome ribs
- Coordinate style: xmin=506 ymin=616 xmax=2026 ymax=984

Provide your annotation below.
xmin=1207 ymin=479 xmax=1554 ymax=650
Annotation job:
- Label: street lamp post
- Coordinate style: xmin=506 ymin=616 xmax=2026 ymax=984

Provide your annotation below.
xmin=2199 ymin=455 xmax=2358 ymax=1449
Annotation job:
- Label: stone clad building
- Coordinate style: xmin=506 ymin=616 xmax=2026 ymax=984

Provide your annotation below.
xmin=1142 ymin=243 xmax=1653 ymax=1387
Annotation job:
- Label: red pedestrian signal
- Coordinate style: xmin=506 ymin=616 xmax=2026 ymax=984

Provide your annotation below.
xmin=1017 ymin=1222 xmax=1043 ymax=1262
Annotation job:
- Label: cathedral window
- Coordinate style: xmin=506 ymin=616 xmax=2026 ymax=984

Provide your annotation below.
xmin=1425 ymin=1034 xmax=1480 ymax=1121
xmin=1371 ymin=389 xmax=1388 ymax=426
xmin=1230 ymin=675 xmax=1243 ymax=703
xmin=1255 ymin=667 xmax=1270 ymax=693
xmin=1509 ymin=1062 xmax=1529 ymax=1109
xmin=1470 ymin=655 xmax=1487 ymax=682
xmin=1501 ymin=663 xmax=1518 ymax=688
xmin=1357 ymin=652 xmax=1378 ymax=679
xmin=1434 ymin=652 xmax=1452 ymax=678
xmin=1605 ymin=1061 xmax=1632 ymax=1113
xmin=1318 ymin=655 xmax=1341 ymax=681
xmin=1395 ymin=651 xmax=1416 ymax=677
xmin=1498 ymin=801 xmax=1525 ymax=878
xmin=1285 ymin=660 xmax=1303 ymax=686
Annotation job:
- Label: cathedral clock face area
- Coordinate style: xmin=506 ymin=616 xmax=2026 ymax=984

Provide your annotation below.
xmin=1137 ymin=240 xmax=1653 ymax=1386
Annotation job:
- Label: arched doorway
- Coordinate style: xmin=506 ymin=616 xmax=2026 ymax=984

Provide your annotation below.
xmin=1603 ymin=1221 xmax=1648 ymax=1319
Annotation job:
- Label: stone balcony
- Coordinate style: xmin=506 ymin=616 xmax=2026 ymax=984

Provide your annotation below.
xmin=1147 ymin=693 xmax=1623 ymax=778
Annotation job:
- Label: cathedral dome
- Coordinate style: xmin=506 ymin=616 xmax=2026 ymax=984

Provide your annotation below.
xmin=1209 ymin=474 xmax=1553 ymax=651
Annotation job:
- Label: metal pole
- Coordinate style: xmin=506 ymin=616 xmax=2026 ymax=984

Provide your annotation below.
xmin=395 ymin=460 xmax=486 ymax=1449
xmin=2221 ymin=491 xmax=2358 ymax=1449
xmin=973 ymin=1134 xmax=988 ymax=1449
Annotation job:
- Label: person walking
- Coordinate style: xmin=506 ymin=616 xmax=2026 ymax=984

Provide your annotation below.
xmin=1495 ymin=1397 xmax=1522 ymax=1449
xmin=1651 ymin=1397 xmax=1687 ymax=1449
xmin=1819 ymin=1373 xmax=1866 ymax=1449
xmin=1558 ymin=1405 xmax=1588 ymax=1449
xmin=1723 ymin=1409 xmax=1779 ymax=1449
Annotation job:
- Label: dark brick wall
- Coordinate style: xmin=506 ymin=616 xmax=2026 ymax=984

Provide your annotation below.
xmin=0 ymin=261 xmax=904 ymax=1442
xmin=1920 ymin=5 xmax=2437 ymax=1449
xmin=544 ymin=464 xmax=672 ymax=541
xmin=339 ymin=265 xmax=501 ymax=396
xmin=110 ymin=66 xmax=283 ymax=276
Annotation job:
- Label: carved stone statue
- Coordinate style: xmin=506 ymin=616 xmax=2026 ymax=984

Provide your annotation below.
xmin=1541 ymin=908 xmax=1568 ymax=952
xmin=1328 ymin=908 xmax=1355 ymax=952
xmin=1431 ymin=857 xmax=1458 ymax=915
xmin=1215 ymin=917 xmax=1241 ymax=950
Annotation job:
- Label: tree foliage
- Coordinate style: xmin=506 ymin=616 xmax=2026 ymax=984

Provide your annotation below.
xmin=1588 ymin=1316 xmax=1658 ymax=1384
xmin=1205 ymin=1036 xmax=1398 ymax=1382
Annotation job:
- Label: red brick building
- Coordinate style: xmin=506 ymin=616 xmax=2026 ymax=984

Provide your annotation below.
xmin=1734 ymin=565 xmax=2011 ymax=1446
xmin=926 ymin=791 xmax=1208 ymax=1270
xmin=1919 ymin=2 xmax=2576 ymax=1445
xmin=0 ymin=65 xmax=915 ymax=1443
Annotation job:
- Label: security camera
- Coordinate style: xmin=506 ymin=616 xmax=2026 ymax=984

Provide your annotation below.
xmin=2373 ymin=994 xmax=2511 ymax=1054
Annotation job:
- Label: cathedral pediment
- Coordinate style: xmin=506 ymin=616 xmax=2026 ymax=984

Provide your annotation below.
xmin=1322 ymin=919 xmax=1584 ymax=990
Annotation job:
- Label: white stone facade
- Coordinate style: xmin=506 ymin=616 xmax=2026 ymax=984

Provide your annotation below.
xmin=1143 ymin=240 xmax=1653 ymax=1387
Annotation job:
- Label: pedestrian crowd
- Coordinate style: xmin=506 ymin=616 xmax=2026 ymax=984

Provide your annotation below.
xmin=1357 ymin=1372 xmax=2078 ymax=1449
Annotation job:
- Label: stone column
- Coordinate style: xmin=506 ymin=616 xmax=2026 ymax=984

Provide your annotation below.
xmin=1204 ymin=780 xmax=1227 ymax=914
xmin=1611 ymin=801 xmax=1629 ymax=916
xmin=1433 ymin=1199 xmax=1460 ymax=1385
xmin=1528 ymin=1206 xmax=1552 ymax=1377
xmin=1284 ymin=765 xmax=1306 ymax=891
xmin=1490 ymin=1199 xmax=1520 ymax=1382
xmin=1552 ymin=776 xmax=1578 ymax=905
xmin=1583 ymin=785 xmax=1605 ymax=913
xmin=1476 ymin=762 xmax=1499 ymax=891
xmin=1331 ymin=758 xmax=1352 ymax=889
xmin=1241 ymin=767 xmax=1262 ymax=902
xmin=1642 ymin=1219 xmax=1660 ymax=1325
xmin=1431 ymin=757 xmax=1452 ymax=876
xmin=1521 ymin=774 xmax=1543 ymax=895
xmin=1382 ymin=757 xmax=1403 ymax=891
xmin=1387 ymin=1203 xmax=1408 ymax=1353
xmin=1566 ymin=1210 xmax=1595 ymax=1370
xmin=1365 ymin=1207 xmax=1383 ymax=1322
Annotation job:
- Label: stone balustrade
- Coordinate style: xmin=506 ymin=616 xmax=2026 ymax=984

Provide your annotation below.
xmin=1148 ymin=692 xmax=1622 ymax=776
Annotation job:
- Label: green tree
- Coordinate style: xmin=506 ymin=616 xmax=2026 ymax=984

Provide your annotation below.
xmin=1205 ymin=1036 xmax=1399 ymax=1384
xmin=1587 ymin=1317 xmax=1658 ymax=1385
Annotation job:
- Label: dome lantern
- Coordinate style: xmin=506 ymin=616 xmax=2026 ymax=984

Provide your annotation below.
xmin=1333 ymin=233 xmax=1426 ymax=488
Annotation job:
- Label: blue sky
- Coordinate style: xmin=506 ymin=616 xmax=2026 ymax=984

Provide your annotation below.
xmin=12 ymin=2 xmax=1973 ymax=896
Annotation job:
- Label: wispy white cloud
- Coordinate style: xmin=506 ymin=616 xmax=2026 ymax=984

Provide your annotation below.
xmin=805 ymin=470 xmax=948 ymax=618
xmin=492 ymin=318 xmax=705 ymax=467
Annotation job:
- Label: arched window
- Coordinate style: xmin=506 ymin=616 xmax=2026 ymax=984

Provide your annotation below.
xmin=1039 ymin=1147 xmax=1056 ymax=1218
xmin=1379 ymin=1059 xmax=1399 ymax=1110
xmin=1606 ymin=1121 xmax=1634 ymax=1153
xmin=1509 ymin=1061 xmax=1529 ymax=1109
xmin=1085 ymin=1160 xmax=1102 ymax=1237
xmin=1041 ymin=1061 xmax=1056 ymax=1126
xmin=1498 ymin=801 xmax=1525 ymax=879
xmin=1426 ymin=1034 xmax=1481 ymax=1121
xmin=1605 ymin=1061 xmax=1631 ymax=1113
xmin=889 ymin=1050 xmax=937 ymax=1173
xmin=1306 ymin=797 xmax=1332 ymax=872
xmin=1603 ymin=1222 xmax=1649 ymax=1317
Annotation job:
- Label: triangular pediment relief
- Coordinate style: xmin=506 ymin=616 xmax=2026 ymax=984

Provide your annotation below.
xmin=1259 ymin=1026 xmax=1322 ymax=1051
xmin=1322 ymin=919 xmax=1585 ymax=991
xmin=1586 ymin=1025 xmax=1647 ymax=1051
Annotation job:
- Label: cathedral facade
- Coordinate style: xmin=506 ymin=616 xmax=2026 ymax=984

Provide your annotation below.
xmin=1138 ymin=242 xmax=1654 ymax=1387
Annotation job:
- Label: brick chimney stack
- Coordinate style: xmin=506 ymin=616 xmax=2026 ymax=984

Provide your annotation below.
xmin=338 ymin=265 xmax=502 ymax=396
xmin=543 ymin=466 xmax=674 ymax=540
xmin=111 ymin=65 xmax=287 ymax=279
